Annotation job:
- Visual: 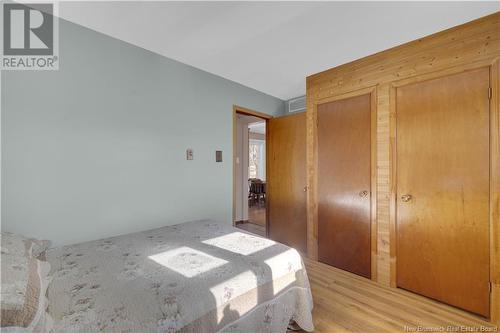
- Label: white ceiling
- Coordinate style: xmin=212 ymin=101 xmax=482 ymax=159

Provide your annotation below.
xmin=58 ymin=1 xmax=499 ymax=100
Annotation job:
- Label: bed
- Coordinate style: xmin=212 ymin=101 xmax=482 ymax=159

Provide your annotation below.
xmin=2 ymin=220 xmax=314 ymax=332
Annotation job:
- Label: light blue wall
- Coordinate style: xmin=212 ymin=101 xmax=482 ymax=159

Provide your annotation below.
xmin=1 ymin=20 xmax=285 ymax=246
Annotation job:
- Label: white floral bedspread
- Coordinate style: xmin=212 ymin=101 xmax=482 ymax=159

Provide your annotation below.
xmin=46 ymin=220 xmax=314 ymax=333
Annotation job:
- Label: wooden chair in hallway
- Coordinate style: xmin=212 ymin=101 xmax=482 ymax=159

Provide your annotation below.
xmin=248 ymin=178 xmax=266 ymax=206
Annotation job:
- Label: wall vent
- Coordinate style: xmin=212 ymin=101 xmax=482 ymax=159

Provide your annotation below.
xmin=287 ymin=96 xmax=306 ymax=113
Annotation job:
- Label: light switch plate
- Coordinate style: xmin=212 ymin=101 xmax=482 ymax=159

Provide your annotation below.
xmin=186 ymin=148 xmax=193 ymax=160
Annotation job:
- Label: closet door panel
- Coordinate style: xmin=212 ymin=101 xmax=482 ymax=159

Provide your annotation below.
xmin=396 ymin=68 xmax=490 ymax=317
xmin=317 ymin=94 xmax=371 ymax=278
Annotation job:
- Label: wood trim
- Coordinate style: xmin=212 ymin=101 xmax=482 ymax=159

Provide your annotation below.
xmin=232 ymin=105 xmax=272 ymax=229
xmin=490 ymin=58 xmax=500 ymax=326
xmin=389 ymin=59 xmax=497 ymax=89
xmin=314 ymin=86 xmax=376 ymax=104
xmin=308 ymin=86 xmax=378 ymax=282
xmin=233 ymin=105 xmax=273 ymax=120
xmin=233 ymin=110 xmax=237 ymax=225
xmin=265 ymin=116 xmax=270 ymax=238
xmin=306 ymin=97 xmax=319 ymax=260
xmin=370 ymin=88 xmax=378 ymax=282
xmin=389 ymin=84 xmax=398 ymax=288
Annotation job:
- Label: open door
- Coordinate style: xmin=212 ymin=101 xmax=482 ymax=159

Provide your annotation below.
xmin=268 ymin=113 xmax=307 ymax=253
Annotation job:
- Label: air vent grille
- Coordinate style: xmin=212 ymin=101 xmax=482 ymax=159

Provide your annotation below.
xmin=288 ymin=96 xmax=306 ymax=113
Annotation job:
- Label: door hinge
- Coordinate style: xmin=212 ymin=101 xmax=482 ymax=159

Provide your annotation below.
xmin=488 ymin=87 xmax=492 ymax=99
xmin=488 ymin=282 xmax=492 ymax=293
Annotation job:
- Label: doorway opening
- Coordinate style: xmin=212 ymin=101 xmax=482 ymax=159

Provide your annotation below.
xmin=232 ymin=106 xmax=271 ymax=237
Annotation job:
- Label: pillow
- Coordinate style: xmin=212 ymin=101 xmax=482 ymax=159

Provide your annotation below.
xmin=1 ymin=232 xmax=53 ymax=333
xmin=0 ymin=233 xmax=51 ymax=259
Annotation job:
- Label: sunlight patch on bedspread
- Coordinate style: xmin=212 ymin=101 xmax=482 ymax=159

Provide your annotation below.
xmin=202 ymin=231 xmax=275 ymax=255
xmin=264 ymin=248 xmax=303 ymax=294
xmin=209 ymin=270 xmax=258 ymax=310
xmin=148 ymin=246 xmax=227 ymax=278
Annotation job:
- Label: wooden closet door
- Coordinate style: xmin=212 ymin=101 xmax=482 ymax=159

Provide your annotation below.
xmin=268 ymin=113 xmax=307 ymax=253
xmin=317 ymin=94 xmax=371 ymax=278
xmin=396 ymin=68 xmax=490 ymax=317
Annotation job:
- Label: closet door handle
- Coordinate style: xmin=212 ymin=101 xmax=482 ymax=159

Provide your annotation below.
xmin=401 ymin=194 xmax=412 ymax=202
xmin=359 ymin=190 xmax=369 ymax=197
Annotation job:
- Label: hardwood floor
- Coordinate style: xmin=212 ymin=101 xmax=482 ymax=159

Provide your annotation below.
xmin=235 ymin=221 xmax=266 ymax=237
xmin=235 ymin=200 xmax=267 ymax=237
xmin=301 ymin=258 xmax=496 ymax=333
xmin=248 ymin=201 xmax=266 ymax=227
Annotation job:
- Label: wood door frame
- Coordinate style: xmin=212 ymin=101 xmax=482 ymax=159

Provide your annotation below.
xmin=388 ymin=58 xmax=500 ymax=321
xmin=232 ymin=105 xmax=272 ymax=237
xmin=309 ymin=86 xmax=378 ymax=281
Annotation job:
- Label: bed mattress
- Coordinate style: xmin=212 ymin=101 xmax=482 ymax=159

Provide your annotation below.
xmin=46 ymin=220 xmax=314 ymax=333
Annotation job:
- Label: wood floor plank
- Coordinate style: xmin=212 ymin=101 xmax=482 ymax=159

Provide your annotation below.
xmin=299 ymin=258 xmax=496 ymax=333
xmin=235 ymin=221 xmax=266 ymax=237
